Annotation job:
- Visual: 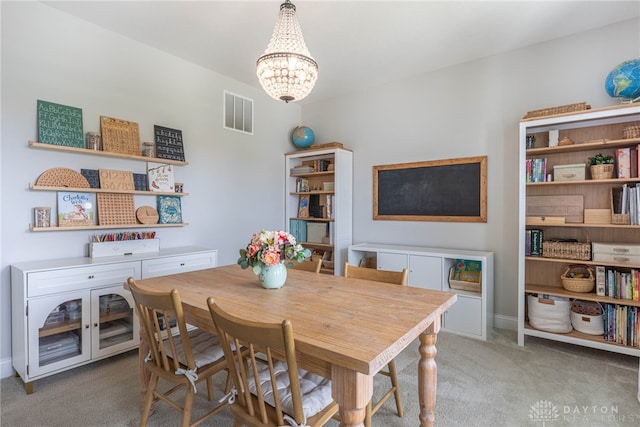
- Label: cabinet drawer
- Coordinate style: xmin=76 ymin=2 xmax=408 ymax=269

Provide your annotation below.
xmin=28 ymin=262 xmax=141 ymax=297
xmin=592 ymin=253 xmax=640 ymax=265
xmin=592 ymin=242 xmax=640 ymax=256
xmin=141 ymin=251 xmax=217 ymax=278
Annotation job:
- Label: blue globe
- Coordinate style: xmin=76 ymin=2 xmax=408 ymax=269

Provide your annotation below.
xmin=605 ymin=59 xmax=640 ymax=101
xmin=292 ymin=126 xmax=315 ymax=149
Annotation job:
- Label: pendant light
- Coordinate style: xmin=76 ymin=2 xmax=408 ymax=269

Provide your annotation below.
xmin=256 ymin=0 xmax=318 ymax=103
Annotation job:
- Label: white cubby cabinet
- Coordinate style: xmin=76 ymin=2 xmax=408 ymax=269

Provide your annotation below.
xmin=348 ymin=243 xmax=494 ymax=340
xmin=11 ymin=247 xmax=217 ymax=393
xmin=285 ymin=147 xmax=353 ymax=275
xmin=518 ymin=103 xmax=640 ymax=357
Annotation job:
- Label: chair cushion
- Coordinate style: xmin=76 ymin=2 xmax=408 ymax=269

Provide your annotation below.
xmin=248 ymin=360 xmax=333 ymax=419
xmin=172 ymin=328 xmax=225 ymax=368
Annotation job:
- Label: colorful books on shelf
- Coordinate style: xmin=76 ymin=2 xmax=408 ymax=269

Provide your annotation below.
xmin=596 ymin=265 xmax=640 ymax=301
xmin=603 ymin=304 xmax=639 ymax=348
xmin=525 ymin=158 xmax=548 ymax=183
xmin=613 ymin=184 xmax=640 ymax=224
xmin=289 ymin=219 xmax=307 ymax=243
xmin=525 ymin=229 xmax=543 ymax=256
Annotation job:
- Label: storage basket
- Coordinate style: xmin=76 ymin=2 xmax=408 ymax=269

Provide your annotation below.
xmin=589 ymin=164 xmax=614 ymax=180
xmin=448 ymin=266 xmax=481 ymax=293
xmin=622 ymin=125 xmax=640 ymax=139
xmin=570 ymin=300 xmax=604 ymax=335
xmin=522 ymin=102 xmax=591 ymax=119
xmin=527 ymin=294 xmax=572 ymax=333
xmin=542 ymin=239 xmax=591 ymax=261
xmin=560 ymin=265 xmax=595 ymax=293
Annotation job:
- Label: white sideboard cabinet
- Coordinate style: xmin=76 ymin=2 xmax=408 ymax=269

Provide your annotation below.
xmin=11 ymin=246 xmax=217 ymax=393
xmin=348 ymin=243 xmax=494 ymax=340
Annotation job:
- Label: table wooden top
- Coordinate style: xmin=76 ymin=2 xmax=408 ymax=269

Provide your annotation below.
xmin=136 ymin=264 xmax=457 ymax=376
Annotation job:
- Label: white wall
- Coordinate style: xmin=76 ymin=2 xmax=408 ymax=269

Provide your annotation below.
xmin=0 ymin=2 xmax=300 ymax=377
xmin=302 ymin=18 xmax=640 ymax=329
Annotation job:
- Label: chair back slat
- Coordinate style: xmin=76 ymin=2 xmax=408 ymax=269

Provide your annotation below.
xmin=287 ymin=257 xmax=322 ymax=273
xmin=343 ymin=262 xmax=408 ymax=286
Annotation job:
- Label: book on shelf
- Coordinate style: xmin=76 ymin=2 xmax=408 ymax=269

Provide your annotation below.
xmin=603 ymin=304 xmax=638 ymax=348
xmin=615 ymin=147 xmax=638 ymax=179
xmin=147 ymin=162 xmax=175 ymax=192
xmin=157 ymin=195 xmax=182 ymax=224
xmin=525 ymin=158 xmax=548 ymax=183
xmin=599 ymin=266 xmax=640 ymax=300
xmin=57 ymin=192 xmax=96 ymax=226
xmin=525 ymin=229 xmax=543 ymax=256
xmin=595 ymin=265 xmax=606 ymax=296
xmin=289 ymin=219 xmax=307 ymax=243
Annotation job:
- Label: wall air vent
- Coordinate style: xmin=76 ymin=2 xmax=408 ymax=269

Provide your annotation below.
xmin=223 ymin=90 xmax=253 ymax=135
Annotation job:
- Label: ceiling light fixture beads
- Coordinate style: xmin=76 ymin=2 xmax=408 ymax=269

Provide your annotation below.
xmin=257 ymin=0 xmax=318 ymax=103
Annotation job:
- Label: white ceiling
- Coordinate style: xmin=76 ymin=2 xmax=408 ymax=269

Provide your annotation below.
xmin=44 ymin=0 xmax=640 ymax=104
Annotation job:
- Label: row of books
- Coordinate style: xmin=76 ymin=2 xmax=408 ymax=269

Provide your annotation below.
xmin=595 ymin=265 xmax=640 ymax=300
xmin=612 ymin=184 xmax=640 ymax=224
xmin=524 ymin=229 xmax=543 ymax=256
xmin=525 ymin=158 xmax=548 ymax=183
xmin=289 ymin=219 xmax=334 ymax=245
xmin=603 ymin=304 xmax=639 ymax=348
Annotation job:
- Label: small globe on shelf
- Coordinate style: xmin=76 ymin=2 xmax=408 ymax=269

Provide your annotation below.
xmin=605 ymin=58 xmax=640 ymax=103
xmin=291 ymin=126 xmax=315 ymax=149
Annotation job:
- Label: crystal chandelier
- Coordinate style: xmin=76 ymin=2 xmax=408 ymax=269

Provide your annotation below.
xmin=256 ymin=0 xmax=318 ymax=103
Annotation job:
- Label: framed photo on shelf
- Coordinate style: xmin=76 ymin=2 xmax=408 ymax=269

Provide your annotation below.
xmin=57 ymin=192 xmax=96 ymax=226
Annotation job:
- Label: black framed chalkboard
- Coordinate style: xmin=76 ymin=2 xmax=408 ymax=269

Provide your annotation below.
xmin=154 ymin=125 xmax=185 ymax=162
xmin=373 ymin=156 xmax=487 ymax=222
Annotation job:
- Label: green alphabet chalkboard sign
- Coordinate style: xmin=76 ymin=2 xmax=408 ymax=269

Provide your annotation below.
xmin=37 ymin=100 xmax=84 ymax=148
xmin=373 ymin=156 xmax=487 ymax=222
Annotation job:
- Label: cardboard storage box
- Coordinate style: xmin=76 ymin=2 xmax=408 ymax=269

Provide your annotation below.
xmin=584 ymin=209 xmax=612 ymax=224
xmin=592 ymin=242 xmax=640 ymax=264
xmin=306 ymin=222 xmax=327 ymax=243
xmin=553 ymin=163 xmax=586 ymax=182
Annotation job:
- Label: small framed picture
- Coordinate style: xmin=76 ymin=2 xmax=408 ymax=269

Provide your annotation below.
xmin=298 ymin=195 xmax=310 ymax=218
xmin=175 ymin=183 xmax=184 ymax=193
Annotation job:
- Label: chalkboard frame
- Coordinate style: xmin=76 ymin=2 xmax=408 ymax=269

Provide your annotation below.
xmin=373 ymin=156 xmax=487 ymax=222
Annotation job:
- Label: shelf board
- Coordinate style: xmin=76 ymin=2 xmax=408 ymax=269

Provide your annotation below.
xmin=30 ymin=223 xmax=188 ymax=232
xmin=29 ymin=141 xmax=188 ymax=166
xmin=527 ymin=177 xmax=640 ymax=187
xmin=39 ymin=320 xmax=82 ymax=338
xmin=523 ymin=322 xmax=640 ymax=356
xmin=100 ymin=309 xmax=132 ymax=323
xmin=525 ymin=284 xmax=640 ymax=308
xmin=290 ymin=171 xmax=334 ymax=177
xmin=525 ymin=137 xmax=640 ymax=156
xmin=29 ymin=183 xmax=188 ymax=197
xmin=301 ymin=242 xmax=333 ymax=250
xmin=290 ymin=191 xmax=334 ymax=195
xmin=290 ymin=217 xmax=333 ymax=222
xmin=525 ymin=256 xmax=640 ymax=269
xmin=525 ymin=221 xmax=640 ymax=229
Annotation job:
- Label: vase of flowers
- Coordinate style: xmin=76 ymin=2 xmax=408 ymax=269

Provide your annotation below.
xmin=238 ymin=230 xmax=311 ymax=289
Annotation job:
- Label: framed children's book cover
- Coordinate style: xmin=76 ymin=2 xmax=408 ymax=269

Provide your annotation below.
xmin=157 ymin=195 xmax=182 ymax=224
xmin=57 ymin=192 xmax=96 ymax=226
xmin=147 ymin=162 xmax=175 ymax=192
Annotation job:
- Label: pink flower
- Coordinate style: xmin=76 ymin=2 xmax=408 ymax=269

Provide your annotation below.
xmin=262 ymin=250 xmax=281 ymax=266
xmin=247 ymin=244 xmax=261 ymax=258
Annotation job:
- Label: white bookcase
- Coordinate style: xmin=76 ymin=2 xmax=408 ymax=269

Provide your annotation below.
xmin=348 ymin=243 xmax=494 ymax=340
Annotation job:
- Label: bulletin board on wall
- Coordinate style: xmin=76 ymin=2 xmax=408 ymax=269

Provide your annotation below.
xmin=373 ymin=156 xmax=487 ymax=222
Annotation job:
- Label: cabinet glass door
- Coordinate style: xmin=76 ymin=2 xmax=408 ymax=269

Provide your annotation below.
xmin=91 ymin=285 xmax=139 ymax=358
xmin=28 ymin=291 xmax=91 ymax=377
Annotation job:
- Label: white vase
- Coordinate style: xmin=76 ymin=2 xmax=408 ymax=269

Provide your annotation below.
xmin=259 ymin=262 xmax=287 ymax=289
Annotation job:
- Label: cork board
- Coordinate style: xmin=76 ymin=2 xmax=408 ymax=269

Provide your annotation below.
xmin=97 ymin=193 xmax=136 ymax=225
xmin=100 ymin=116 xmax=141 ymax=155
xmin=98 ymin=169 xmax=135 ymax=191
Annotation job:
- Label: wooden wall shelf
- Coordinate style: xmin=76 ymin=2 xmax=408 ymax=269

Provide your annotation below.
xmin=29 ymin=183 xmax=187 ymax=197
xmin=30 ymin=223 xmax=188 ymax=232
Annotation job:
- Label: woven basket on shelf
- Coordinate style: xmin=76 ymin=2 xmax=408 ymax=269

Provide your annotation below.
xmin=542 ymin=239 xmax=591 ymax=261
xmin=590 ymin=164 xmax=614 ymax=180
xmin=622 ymin=125 xmax=640 ymax=139
xmin=561 ymin=265 xmax=595 ymax=293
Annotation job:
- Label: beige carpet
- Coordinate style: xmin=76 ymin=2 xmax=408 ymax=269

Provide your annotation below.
xmin=1 ymin=329 xmax=639 ymax=426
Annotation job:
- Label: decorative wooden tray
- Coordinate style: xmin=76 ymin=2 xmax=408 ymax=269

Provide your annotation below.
xmin=36 ymin=168 xmax=90 ymax=188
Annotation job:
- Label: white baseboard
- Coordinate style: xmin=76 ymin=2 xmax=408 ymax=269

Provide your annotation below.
xmin=1 ymin=356 xmax=14 ymax=379
xmin=493 ymin=314 xmax=517 ymax=331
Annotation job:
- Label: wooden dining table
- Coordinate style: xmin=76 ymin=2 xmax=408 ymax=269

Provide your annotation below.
xmin=131 ymin=264 xmax=457 ymax=427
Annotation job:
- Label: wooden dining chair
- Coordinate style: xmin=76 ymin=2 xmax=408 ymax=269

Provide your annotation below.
xmin=286 ymin=257 xmax=322 ymax=273
xmin=127 ymin=277 xmax=230 ymax=427
xmin=343 ymin=262 xmax=408 ymax=427
xmin=207 ymin=297 xmax=339 ymax=427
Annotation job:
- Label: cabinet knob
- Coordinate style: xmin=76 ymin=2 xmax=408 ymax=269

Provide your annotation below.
xmin=85 ymin=324 xmax=90 ymax=329
xmin=88 ymin=275 xmax=94 ymax=279
xmin=94 ymin=323 xmax=98 ymax=327
xmin=180 ymin=263 xmax=185 ymax=266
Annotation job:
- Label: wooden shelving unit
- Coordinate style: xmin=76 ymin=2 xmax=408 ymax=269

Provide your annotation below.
xmin=518 ymin=103 xmax=640 ymax=356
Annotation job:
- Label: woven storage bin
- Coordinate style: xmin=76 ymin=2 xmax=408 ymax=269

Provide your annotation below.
xmin=522 ymin=102 xmax=591 ymax=119
xmin=527 ymin=294 xmax=572 ymax=333
xmin=623 ymin=125 xmax=640 ymax=139
xmin=560 ymin=265 xmax=595 ymax=293
xmin=448 ymin=266 xmax=481 ymax=293
xmin=590 ymin=164 xmax=614 ymax=180
xmin=570 ymin=300 xmax=604 ymax=335
xmin=542 ymin=240 xmax=591 ymax=261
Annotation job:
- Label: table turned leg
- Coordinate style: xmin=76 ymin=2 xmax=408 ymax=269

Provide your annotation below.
xmin=419 ymin=318 xmax=441 ymax=426
xmin=331 ymin=365 xmax=372 ymax=427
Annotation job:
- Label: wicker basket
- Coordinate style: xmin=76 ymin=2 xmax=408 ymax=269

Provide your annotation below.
xmin=622 ymin=125 xmax=640 ymax=139
xmin=543 ymin=239 xmax=591 ymax=261
xmin=590 ymin=164 xmax=614 ymax=180
xmin=561 ymin=265 xmax=595 ymax=293
xmin=522 ymin=102 xmax=591 ymax=119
